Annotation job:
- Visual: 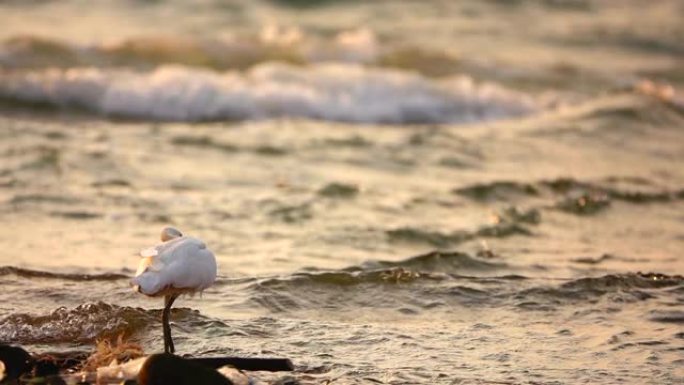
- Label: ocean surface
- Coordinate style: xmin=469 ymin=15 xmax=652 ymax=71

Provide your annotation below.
xmin=1 ymin=0 xmax=683 ymax=384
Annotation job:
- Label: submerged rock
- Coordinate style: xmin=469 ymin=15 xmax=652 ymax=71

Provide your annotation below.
xmin=138 ymin=354 xmax=233 ymax=385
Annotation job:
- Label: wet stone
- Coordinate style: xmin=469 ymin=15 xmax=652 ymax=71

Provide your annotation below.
xmin=0 ymin=344 xmax=32 ymax=381
xmin=138 ymin=354 xmax=233 ymax=385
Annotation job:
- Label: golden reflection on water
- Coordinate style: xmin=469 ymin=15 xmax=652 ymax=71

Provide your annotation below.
xmin=0 ymin=1 xmax=683 ymax=383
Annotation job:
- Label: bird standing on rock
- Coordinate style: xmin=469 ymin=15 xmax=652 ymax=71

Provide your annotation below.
xmin=131 ymin=227 xmax=217 ymax=354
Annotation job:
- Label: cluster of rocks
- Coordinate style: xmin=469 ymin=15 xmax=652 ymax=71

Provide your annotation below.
xmin=0 ymin=345 xmax=297 ymax=385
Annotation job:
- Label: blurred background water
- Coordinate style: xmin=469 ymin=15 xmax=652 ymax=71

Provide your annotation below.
xmin=0 ymin=1 xmax=683 ymax=384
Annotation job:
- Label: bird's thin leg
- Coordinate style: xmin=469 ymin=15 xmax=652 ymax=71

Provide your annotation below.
xmin=162 ymin=294 xmax=179 ymax=354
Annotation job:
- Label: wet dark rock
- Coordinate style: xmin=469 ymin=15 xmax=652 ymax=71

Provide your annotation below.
xmin=190 ymin=357 xmax=294 ymax=372
xmin=0 ymin=344 xmax=33 ymax=381
xmin=138 ymin=354 xmax=233 ymax=385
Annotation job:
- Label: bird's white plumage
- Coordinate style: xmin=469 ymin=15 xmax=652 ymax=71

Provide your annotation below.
xmin=131 ymin=234 xmax=217 ymax=297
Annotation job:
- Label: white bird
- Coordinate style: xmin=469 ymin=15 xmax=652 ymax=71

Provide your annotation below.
xmin=131 ymin=227 xmax=217 ymax=354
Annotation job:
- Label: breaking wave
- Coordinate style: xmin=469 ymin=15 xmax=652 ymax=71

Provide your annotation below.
xmin=0 ymin=63 xmax=537 ymax=123
xmin=0 ymin=302 xmax=217 ymax=345
xmin=0 ymin=302 xmax=157 ymax=344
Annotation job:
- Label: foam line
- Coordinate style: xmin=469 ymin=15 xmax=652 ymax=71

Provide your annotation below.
xmin=0 ymin=63 xmax=537 ymax=124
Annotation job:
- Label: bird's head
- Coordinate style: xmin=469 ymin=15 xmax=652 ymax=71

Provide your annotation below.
xmin=161 ymin=227 xmax=183 ymax=242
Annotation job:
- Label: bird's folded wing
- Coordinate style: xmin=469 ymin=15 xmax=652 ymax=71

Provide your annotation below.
xmin=135 ymin=256 xmax=166 ymax=277
xmin=135 ymin=237 xmax=204 ymax=275
xmin=157 ymin=237 xmax=207 ymax=265
xmin=138 ymin=236 xmax=188 ymax=258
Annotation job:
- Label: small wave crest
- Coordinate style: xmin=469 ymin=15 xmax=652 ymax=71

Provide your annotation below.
xmin=248 ymin=268 xmax=453 ymax=313
xmin=361 ymin=250 xmax=506 ymax=272
xmin=246 ymin=251 xmax=506 ymax=312
xmin=247 ymin=265 xmax=683 ymax=314
xmin=0 ymin=63 xmax=537 ymax=124
xmin=257 ymin=268 xmax=440 ymax=290
xmin=386 ymin=223 xmax=532 ymax=248
xmin=0 ymin=266 xmax=129 ymax=281
xmin=252 ymin=250 xmax=500 ymax=291
xmin=561 ymin=272 xmax=684 ymax=291
xmin=453 ymin=177 xmax=684 ymax=215
xmin=252 ymin=251 xmax=503 ymax=291
xmin=513 ymin=273 xmax=684 ymax=306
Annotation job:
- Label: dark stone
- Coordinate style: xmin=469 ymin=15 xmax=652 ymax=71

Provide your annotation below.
xmin=32 ymin=358 xmax=60 ymax=377
xmin=138 ymin=354 xmax=233 ymax=385
xmin=0 ymin=344 xmax=33 ymax=381
xmin=190 ymin=357 xmax=294 ymax=372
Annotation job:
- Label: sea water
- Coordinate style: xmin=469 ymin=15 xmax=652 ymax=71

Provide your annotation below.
xmin=0 ymin=1 xmax=683 ymax=383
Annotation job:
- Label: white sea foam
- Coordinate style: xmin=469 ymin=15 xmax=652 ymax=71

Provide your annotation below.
xmin=0 ymin=63 xmax=537 ymax=124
